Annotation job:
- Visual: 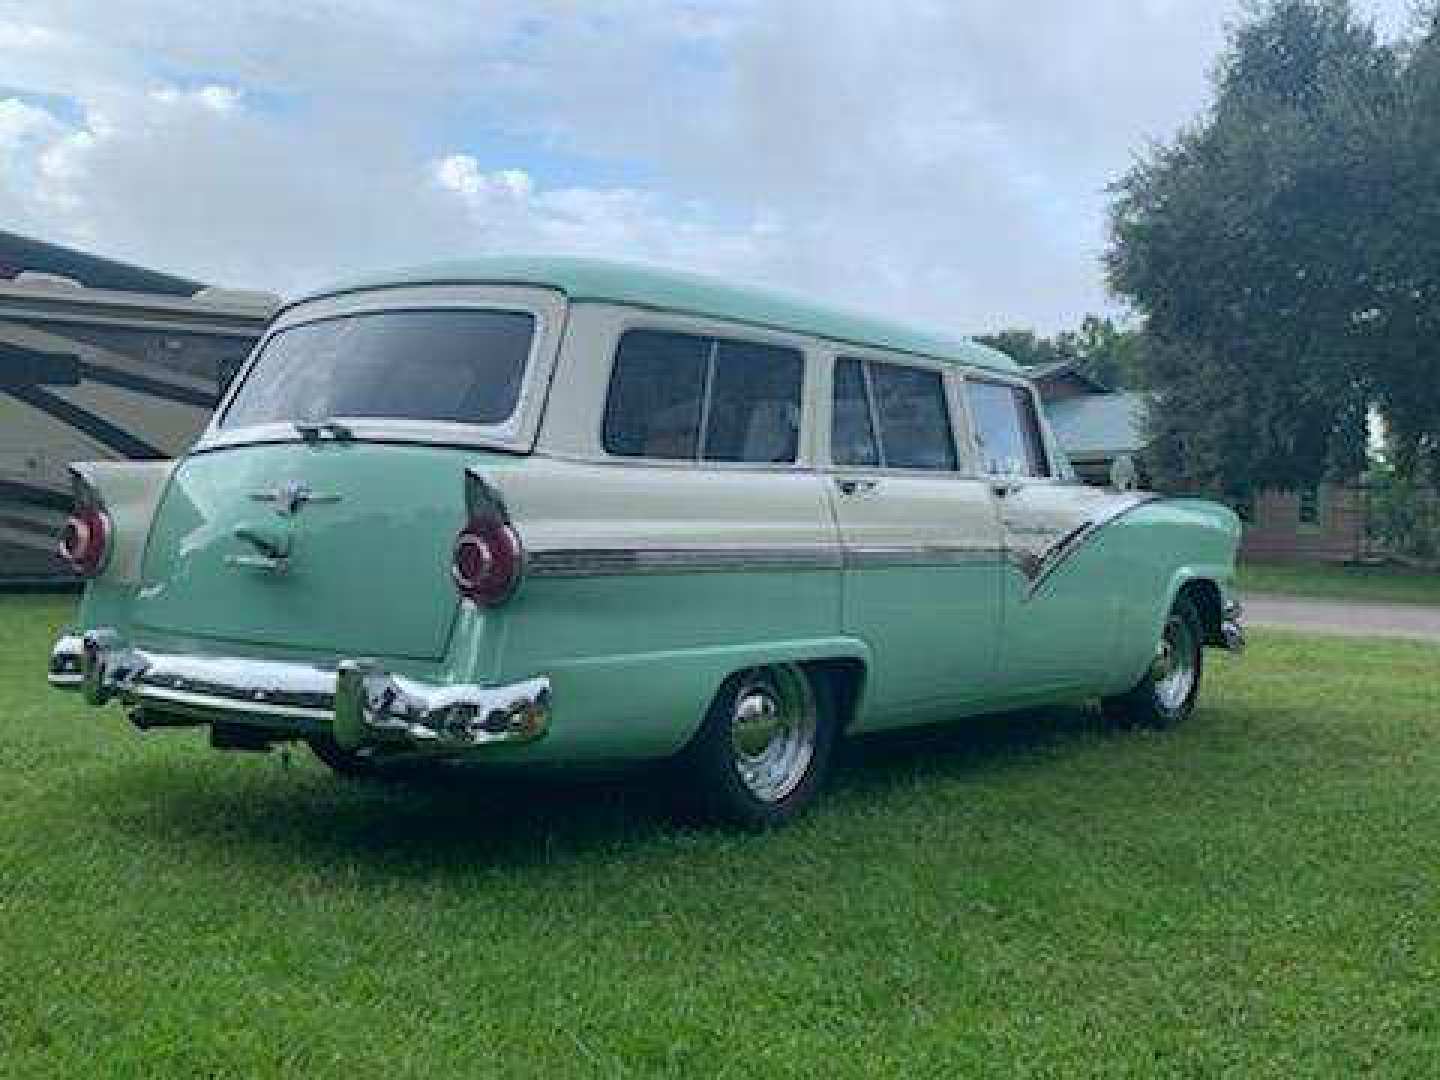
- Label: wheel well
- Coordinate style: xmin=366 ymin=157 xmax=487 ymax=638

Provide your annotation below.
xmin=1178 ymin=578 xmax=1225 ymax=647
xmin=801 ymin=658 xmax=867 ymax=733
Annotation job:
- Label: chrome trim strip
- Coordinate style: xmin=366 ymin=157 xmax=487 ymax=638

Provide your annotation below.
xmin=527 ymin=545 xmax=844 ymax=577
xmin=843 ymin=545 xmax=1002 ymax=569
xmin=525 ymin=543 xmax=1008 ymax=577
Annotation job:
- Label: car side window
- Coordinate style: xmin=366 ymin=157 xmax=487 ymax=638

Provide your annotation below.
xmin=832 ymin=357 xmax=956 ymax=471
xmin=602 ymin=328 xmax=803 ymax=463
xmin=964 ymin=379 xmax=1051 ymax=478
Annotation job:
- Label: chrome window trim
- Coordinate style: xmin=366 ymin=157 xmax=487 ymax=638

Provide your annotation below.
xmin=197 ymin=284 xmax=566 ymax=455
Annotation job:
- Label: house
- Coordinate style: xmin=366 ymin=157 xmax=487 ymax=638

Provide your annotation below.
xmin=1028 ymin=361 xmax=1367 ymax=563
xmin=1027 ymin=363 xmax=1149 ymax=487
xmin=0 ymin=231 xmax=277 ymax=583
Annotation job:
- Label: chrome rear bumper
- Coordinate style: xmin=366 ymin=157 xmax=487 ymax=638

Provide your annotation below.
xmin=1220 ymin=601 xmax=1246 ymax=654
xmin=49 ymin=629 xmax=550 ymax=752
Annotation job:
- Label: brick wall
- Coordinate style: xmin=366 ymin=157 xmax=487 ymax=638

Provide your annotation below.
xmin=1240 ymin=484 xmax=1366 ymax=562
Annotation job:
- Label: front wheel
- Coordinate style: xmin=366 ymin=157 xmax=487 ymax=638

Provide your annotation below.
xmin=675 ymin=664 xmax=837 ymax=830
xmin=1102 ymin=597 xmax=1204 ymax=729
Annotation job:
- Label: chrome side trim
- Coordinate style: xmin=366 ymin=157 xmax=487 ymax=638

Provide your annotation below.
xmin=843 ymin=545 xmax=1002 ymax=569
xmin=526 ymin=543 xmax=1008 ymax=578
xmin=528 ymin=545 xmax=844 ymax=578
xmin=49 ymin=629 xmax=550 ymax=752
xmin=1020 ymin=493 xmax=1162 ymax=599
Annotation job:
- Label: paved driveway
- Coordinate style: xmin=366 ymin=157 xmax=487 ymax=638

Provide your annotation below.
xmin=1244 ymin=593 xmax=1440 ymax=643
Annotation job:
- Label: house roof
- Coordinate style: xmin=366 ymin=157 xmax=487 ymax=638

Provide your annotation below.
xmin=1045 ymin=391 xmax=1149 ymax=460
xmin=0 ymin=230 xmax=203 ymax=297
xmin=297 ymin=255 xmax=1018 ymax=373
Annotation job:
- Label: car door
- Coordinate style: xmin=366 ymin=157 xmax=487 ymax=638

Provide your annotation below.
xmin=961 ymin=376 xmax=1122 ymax=693
xmin=825 ymin=354 xmax=1004 ymax=729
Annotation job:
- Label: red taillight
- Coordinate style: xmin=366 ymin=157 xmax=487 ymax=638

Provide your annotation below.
xmin=60 ymin=506 xmax=111 ymax=577
xmin=451 ymin=519 xmax=523 ymax=606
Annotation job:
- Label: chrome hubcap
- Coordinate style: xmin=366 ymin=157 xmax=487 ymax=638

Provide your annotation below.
xmin=728 ymin=667 xmax=817 ymax=803
xmin=1152 ymin=616 xmax=1197 ymax=713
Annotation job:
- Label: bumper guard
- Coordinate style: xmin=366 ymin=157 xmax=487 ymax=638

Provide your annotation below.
xmin=1220 ymin=601 xmax=1246 ymax=654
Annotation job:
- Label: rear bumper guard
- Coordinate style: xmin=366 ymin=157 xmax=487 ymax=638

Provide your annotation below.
xmin=48 ymin=629 xmax=550 ymax=752
xmin=1220 ymin=601 xmax=1246 ymax=654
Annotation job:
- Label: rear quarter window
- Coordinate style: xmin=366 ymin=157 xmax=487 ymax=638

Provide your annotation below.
xmin=220 ymin=308 xmax=535 ymax=429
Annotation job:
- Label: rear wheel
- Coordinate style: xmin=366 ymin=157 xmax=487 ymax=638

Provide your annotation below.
xmin=677 ymin=664 xmax=837 ymax=830
xmin=1103 ymin=597 xmax=1204 ymax=729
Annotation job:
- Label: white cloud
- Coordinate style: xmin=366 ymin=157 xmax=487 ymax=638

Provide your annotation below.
xmin=0 ymin=0 xmax=1417 ymax=332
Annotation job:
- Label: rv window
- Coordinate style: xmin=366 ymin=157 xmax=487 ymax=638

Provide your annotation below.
xmin=219 ymin=308 xmax=534 ymax=429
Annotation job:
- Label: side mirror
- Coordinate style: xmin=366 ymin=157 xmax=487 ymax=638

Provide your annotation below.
xmin=1109 ymin=454 xmax=1139 ymax=492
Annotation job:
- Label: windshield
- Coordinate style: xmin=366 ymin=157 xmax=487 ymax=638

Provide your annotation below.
xmin=219 ymin=308 xmax=535 ymax=429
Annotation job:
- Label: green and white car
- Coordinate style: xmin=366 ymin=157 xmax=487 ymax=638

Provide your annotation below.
xmin=49 ymin=257 xmax=1243 ymax=827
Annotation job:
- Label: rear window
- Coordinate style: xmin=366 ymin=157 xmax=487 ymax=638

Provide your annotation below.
xmin=220 ymin=308 xmax=535 ymax=429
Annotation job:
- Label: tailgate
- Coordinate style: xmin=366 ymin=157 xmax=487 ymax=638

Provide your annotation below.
xmin=134 ymin=442 xmax=470 ymax=661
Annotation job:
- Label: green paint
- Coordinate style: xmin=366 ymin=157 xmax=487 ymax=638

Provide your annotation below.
xmin=135 ymin=442 xmax=476 ymax=662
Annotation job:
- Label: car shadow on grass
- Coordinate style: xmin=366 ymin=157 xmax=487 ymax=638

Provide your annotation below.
xmin=89 ymin=699 xmax=1129 ymax=875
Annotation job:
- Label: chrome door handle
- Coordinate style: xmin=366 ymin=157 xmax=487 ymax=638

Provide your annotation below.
xmin=835 ymin=477 xmax=880 ymax=497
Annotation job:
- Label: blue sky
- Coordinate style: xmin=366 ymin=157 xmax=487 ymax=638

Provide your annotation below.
xmin=0 ymin=0 xmax=1417 ymax=333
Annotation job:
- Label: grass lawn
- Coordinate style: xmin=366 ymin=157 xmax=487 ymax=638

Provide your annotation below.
xmin=1239 ymin=559 xmax=1440 ymax=606
xmin=2 ymin=596 xmax=1438 ymax=1078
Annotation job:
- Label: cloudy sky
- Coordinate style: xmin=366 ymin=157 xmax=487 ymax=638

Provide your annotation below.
xmin=0 ymin=0 xmax=1417 ymax=333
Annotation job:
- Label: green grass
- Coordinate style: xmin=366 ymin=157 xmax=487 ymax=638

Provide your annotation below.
xmin=1239 ymin=559 xmax=1440 ymax=606
xmin=2 ymin=595 xmax=1439 ymax=1078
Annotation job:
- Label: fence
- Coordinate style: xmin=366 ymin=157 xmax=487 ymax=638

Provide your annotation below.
xmin=1239 ymin=481 xmax=1440 ymax=566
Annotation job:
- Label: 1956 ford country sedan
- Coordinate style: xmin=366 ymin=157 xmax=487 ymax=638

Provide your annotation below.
xmin=48 ymin=257 xmax=1244 ymax=827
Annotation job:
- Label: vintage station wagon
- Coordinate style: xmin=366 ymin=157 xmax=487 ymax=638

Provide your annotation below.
xmin=49 ymin=257 xmax=1244 ymax=827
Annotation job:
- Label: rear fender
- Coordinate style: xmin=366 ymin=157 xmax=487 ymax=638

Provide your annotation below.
xmin=70 ymin=460 xmax=177 ymax=585
xmin=532 ymin=636 xmax=872 ymax=762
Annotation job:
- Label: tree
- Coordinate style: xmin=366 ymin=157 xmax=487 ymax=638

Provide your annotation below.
xmin=977 ymin=315 xmax=1144 ymax=390
xmin=1106 ymin=0 xmax=1419 ymax=495
xmin=1364 ymin=6 xmax=1440 ymax=482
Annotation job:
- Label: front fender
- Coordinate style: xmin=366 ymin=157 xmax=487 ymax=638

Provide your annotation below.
xmin=1106 ymin=498 xmax=1240 ymax=692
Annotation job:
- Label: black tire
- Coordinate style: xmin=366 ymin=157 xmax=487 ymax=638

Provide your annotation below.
xmin=1102 ymin=596 xmax=1204 ymax=729
xmin=674 ymin=664 xmax=837 ymax=830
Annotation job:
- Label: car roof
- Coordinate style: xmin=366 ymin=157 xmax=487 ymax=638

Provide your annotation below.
xmin=293 ymin=255 xmax=1017 ymax=373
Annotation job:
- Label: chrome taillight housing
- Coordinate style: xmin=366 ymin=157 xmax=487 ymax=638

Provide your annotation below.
xmin=452 ymin=519 xmax=523 ymax=606
xmin=60 ymin=505 xmax=111 ymax=577
xmin=452 ymin=468 xmax=524 ymax=606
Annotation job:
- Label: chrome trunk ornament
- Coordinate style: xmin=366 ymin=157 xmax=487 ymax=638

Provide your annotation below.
xmin=249 ymin=480 xmax=341 ymax=516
